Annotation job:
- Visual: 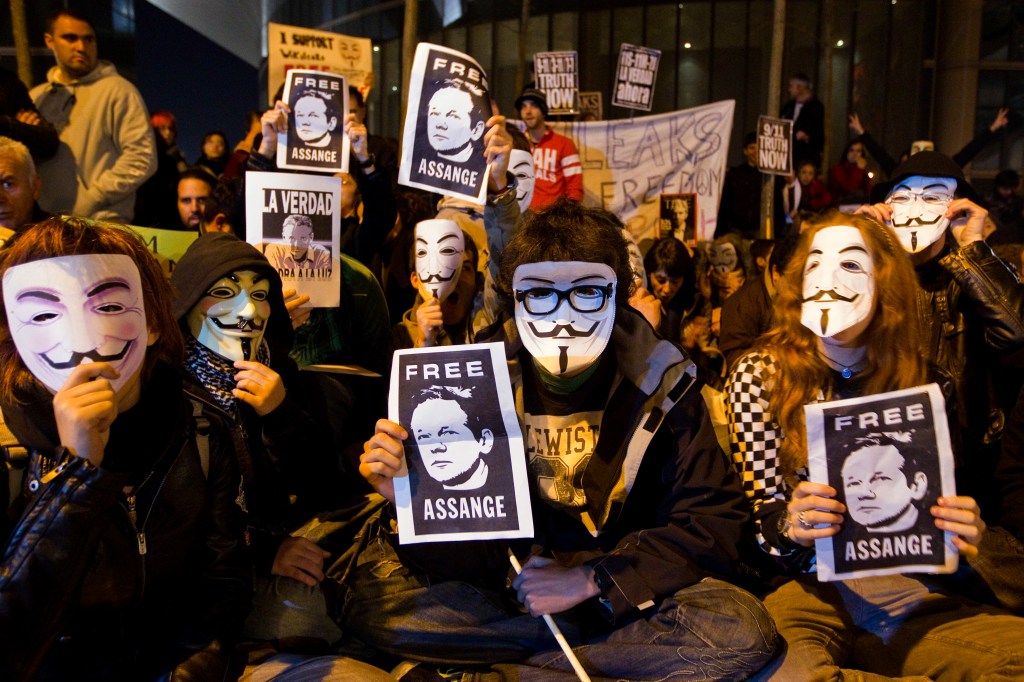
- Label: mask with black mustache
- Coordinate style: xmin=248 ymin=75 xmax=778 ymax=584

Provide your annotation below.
xmin=885 ymin=176 xmax=956 ymax=254
xmin=513 ymin=261 xmax=617 ymax=377
xmin=415 ymin=219 xmax=464 ymax=301
xmin=800 ymin=225 xmax=876 ymax=338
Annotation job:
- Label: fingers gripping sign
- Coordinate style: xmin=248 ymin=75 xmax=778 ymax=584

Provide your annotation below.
xmin=359 ymin=419 xmax=409 ymax=504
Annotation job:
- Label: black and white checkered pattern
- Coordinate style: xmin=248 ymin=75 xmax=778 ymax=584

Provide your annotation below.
xmin=726 ymin=351 xmax=810 ymax=557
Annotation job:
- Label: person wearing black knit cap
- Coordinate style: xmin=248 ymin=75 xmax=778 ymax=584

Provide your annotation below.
xmin=515 ymin=87 xmax=582 ymax=211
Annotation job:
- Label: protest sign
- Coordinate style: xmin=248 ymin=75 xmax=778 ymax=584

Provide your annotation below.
xmin=399 ymin=43 xmax=491 ymax=203
xmin=391 ymin=343 xmax=533 ymax=544
xmin=277 ymin=69 xmax=349 ymax=173
xmin=658 ymin=193 xmax=697 ymax=243
xmin=267 ymin=23 xmax=372 ymax=105
xmin=531 ymin=99 xmax=732 ymax=243
xmin=757 ymin=115 xmax=793 ymax=176
xmin=245 ymin=171 xmax=341 ymax=308
xmin=534 ymin=51 xmax=579 ymax=115
xmin=128 ymin=225 xmax=197 ymax=276
xmin=578 ymin=91 xmax=603 ymax=121
xmin=612 ymin=44 xmax=661 ymax=112
xmin=806 ymin=383 xmax=958 ymax=582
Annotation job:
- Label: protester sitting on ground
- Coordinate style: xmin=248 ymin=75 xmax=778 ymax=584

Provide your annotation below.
xmin=719 ymin=231 xmax=798 ymax=372
xmin=170 ymin=232 xmax=390 ymax=679
xmin=355 ymin=199 xmax=778 ymax=680
xmin=726 ymin=212 xmax=1024 ymax=679
xmin=393 ymin=223 xmax=488 ymax=349
xmin=246 ymin=100 xmax=394 ymax=379
xmin=0 ymin=216 xmax=251 ymax=680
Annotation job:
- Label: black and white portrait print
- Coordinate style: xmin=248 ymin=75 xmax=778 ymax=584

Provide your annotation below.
xmin=399 ymin=43 xmax=491 ymax=203
xmin=806 ymin=383 xmax=958 ymax=581
xmin=278 ymin=69 xmax=349 ymax=173
xmin=390 ymin=343 xmax=533 ymax=543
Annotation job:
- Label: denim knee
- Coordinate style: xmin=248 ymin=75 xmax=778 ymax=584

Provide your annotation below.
xmin=662 ymin=577 xmax=779 ymax=659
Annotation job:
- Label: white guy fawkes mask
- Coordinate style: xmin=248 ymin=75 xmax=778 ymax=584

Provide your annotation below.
xmin=510 ymin=149 xmax=536 ymax=213
xmin=885 ymin=175 xmax=955 ymax=253
xmin=415 ymin=219 xmax=465 ymax=301
xmin=513 ymin=261 xmax=616 ymax=377
xmin=3 ymin=254 xmax=149 ymax=394
xmin=187 ymin=270 xmax=271 ymax=361
xmin=709 ymin=242 xmax=738 ymax=274
xmin=801 ymin=225 xmax=876 ymax=339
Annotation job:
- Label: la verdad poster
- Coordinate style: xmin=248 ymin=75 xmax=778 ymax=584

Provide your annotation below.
xmin=245 ymin=171 xmax=342 ymax=308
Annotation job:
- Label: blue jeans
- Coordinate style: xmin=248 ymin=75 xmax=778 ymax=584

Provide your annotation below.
xmin=965 ymin=525 xmax=1024 ymax=615
xmin=339 ymin=518 xmax=778 ymax=681
xmin=754 ymin=573 xmax=1024 ymax=682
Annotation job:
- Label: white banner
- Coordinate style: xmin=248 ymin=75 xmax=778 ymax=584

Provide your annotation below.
xmin=549 ymin=99 xmax=734 ymax=243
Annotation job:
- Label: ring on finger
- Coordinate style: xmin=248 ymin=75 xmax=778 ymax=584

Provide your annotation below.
xmin=798 ymin=510 xmax=812 ymax=529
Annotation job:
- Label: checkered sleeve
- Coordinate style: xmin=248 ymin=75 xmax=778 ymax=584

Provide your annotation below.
xmin=726 ymin=351 xmax=792 ymax=557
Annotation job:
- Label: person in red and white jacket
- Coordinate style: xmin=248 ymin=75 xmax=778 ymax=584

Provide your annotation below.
xmin=515 ymin=88 xmax=583 ymax=210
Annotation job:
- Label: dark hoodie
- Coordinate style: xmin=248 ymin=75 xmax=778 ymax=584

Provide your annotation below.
xmin=171 ymin=232 xmax=350 ymax=568
xmin=172 ymin=231 xmax=293 ymax=352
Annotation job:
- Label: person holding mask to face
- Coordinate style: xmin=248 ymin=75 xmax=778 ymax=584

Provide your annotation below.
xmin=726 ymin=212 xmax=1024 ymax=680
xmin=0 ymin=217 xmax=251 ymax=681
xmin=394 ymin=220 xmax=488 ymax=349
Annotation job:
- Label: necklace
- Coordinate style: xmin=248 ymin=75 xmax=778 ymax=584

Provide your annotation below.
xmin=818 ymin=345 xmax=866 ymax=379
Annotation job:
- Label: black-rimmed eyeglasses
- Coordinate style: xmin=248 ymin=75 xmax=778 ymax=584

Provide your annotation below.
xmin=514 ymin=284 xmax=614 ymax=315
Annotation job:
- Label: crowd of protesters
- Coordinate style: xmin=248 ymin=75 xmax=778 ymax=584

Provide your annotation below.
xmin=2 ymin=8 xmax=1024 ymax=681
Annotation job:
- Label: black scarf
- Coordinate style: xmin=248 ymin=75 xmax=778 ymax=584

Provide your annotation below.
xmin=184 ymin=335 xmax=270 ymax=414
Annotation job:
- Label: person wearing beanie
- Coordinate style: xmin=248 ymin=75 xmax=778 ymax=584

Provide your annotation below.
xmin=515 ymin=87 xmax=582 ymax=210
xmin=859 ymin=151 xmax=1024 ymax=616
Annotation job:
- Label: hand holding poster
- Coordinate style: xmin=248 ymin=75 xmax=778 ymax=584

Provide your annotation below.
xmin=245 ymin=171 xmax=341 ymax=308
xmin=757 ymin=115 xmax=793 ymax=176
xmin=613 ymin=44 xmax=661 ymax=112
xmin=534 ymin=51 xmax=579 ymax=115
xmin=268 ymin=23 xmax=372 ymax=106
xmin=399 ymin=43 xmax=492 ymax=203
xmin=805 ymin=383 xmax=958 ymax=582
xmin=277 ymin=69 xmax=349 ymax=173
xmin=390 ymin=343 xmax=533 ymax=544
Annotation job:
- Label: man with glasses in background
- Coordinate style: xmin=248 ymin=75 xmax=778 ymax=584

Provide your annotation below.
xmin=354 ymin=198 xmax=776 ymax=680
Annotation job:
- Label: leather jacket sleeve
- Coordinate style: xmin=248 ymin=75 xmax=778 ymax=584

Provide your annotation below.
xmin=0 ymin=456 xmax=126 ymax=681
xmin=942 ymin=240 xmax=1024 ymax=351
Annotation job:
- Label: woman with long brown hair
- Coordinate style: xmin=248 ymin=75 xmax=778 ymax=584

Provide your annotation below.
xmin=726 ymin=211 xmax=1024 ymax=680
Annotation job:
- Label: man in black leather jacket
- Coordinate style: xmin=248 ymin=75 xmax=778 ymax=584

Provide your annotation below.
xmin=859 ymin=151 xmax=1024 ymax=507
xmin=0 ymin=217 xmax=251 ymax=681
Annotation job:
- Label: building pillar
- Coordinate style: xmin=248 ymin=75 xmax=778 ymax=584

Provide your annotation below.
xmin=932 ymin=0 xmax=982 ymax=157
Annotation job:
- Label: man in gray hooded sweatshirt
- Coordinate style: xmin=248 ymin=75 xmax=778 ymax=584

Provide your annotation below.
xmin=30 ymin=8 xmax=155 ymax=221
